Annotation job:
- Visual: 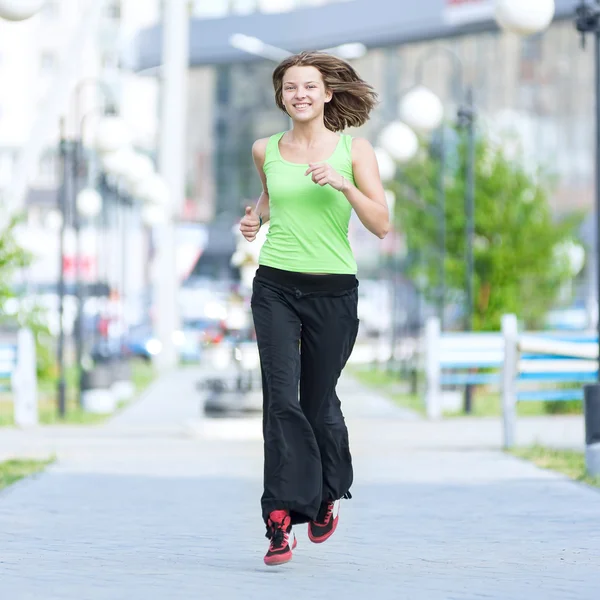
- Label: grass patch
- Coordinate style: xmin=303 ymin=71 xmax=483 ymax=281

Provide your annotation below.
xmin=0 ymin=359 xmax=156 ymax=427
xmin=131 ymin=359 xmax=156 ymax=394
xmin=0 ymin=457 xmax=54 ymax=491
xmin=443 ymin=394 xmax=557 ymax=418
xmin=509 ymin=445 xmax=600 ymax=488
xmin=348 ymin=366 xmax=425 ymax=415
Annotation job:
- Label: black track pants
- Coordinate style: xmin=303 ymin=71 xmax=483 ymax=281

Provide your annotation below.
xmin=251 ymin=269 xmax=359 ymax=526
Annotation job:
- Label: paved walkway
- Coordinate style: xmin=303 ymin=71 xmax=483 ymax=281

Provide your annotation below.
xmin=0 ymin=368 xmax=599 ymax=599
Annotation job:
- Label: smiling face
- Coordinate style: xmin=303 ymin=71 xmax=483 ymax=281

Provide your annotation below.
xmin=281 ymin=65 xmax=332 ymax=124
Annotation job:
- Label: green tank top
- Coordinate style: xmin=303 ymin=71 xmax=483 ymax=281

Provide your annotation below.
xmin=258 ymin=132 xmax=357 ymax=275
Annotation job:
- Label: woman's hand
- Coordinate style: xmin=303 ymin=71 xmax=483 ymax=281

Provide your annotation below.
xmin=305 ymin=163 xmax=346 ymax=191
xmin=239 ymin=206 xmax=261 ymax=242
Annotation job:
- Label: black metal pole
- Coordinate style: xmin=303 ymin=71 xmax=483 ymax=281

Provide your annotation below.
xmin=464 ymin=86 xmax=476 ymax=414
xmin=73 ymin=139 xmax=85 ymax=406
xmin=437 ymin=125 xmax=446 ymax=331
xmin=578 ymin=0 xmax=600 ymax=477
xmin=595 ymin=18 xmax=600 ymax=383
xmin=57 ymin=121 xmax=68 ymax=418
xmin=120 ymin=193 xmax=128 ymax=358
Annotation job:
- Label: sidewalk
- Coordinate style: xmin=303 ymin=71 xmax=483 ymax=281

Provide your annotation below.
xmin=0 ymin=368 xmax=598 ymax=599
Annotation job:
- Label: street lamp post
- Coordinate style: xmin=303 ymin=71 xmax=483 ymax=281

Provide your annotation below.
xmin=459 ymin=87 xmax=477 ymax=376
xmin=55 ymin=79 xmax=131 ymax=417
xmin=57 ymin=119 xmax=70 ymax=418
xmin=495 ymin=0 xmax=600 ymax=475
xmin=400 ymin=48 xmax=476 ymax=412
xmin=69 ymin=81 xmax=129 ymax=407
xmin=430 ymin=126 xmax=447 ymax=331
xmin=377 ymin=126 xmax=419 ymax=371
xmin=573 ymin=0 xmax=600 ymax=475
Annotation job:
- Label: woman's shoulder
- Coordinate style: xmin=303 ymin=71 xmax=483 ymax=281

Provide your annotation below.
xmin=252 ymin=137 xmax=269 ymax=160
xmin=347 ymin=136 xmax=374 ymax=161
xmin=252 ymin=133 xmax=285 ymax=161
xmin=347 ymin=136 xmax=373 ymax=151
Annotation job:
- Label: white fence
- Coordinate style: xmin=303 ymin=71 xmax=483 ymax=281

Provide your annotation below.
xmin=424 ymin=315 xmax=597 ymax=448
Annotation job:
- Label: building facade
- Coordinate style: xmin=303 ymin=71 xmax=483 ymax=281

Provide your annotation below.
xmin=134 ymin=0 xmax=592 ymax=225
xmin=0 ymin=0 xmax=159 ymax=219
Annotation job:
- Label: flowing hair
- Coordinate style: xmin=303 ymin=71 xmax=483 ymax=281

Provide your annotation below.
xmin=272 ymin=51 xmax=378 ymax=132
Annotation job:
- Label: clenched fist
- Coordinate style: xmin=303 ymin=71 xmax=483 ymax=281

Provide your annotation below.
xmin=305 ymin=162 xmax=347 ymax=191
xmin=239 ymin=206 xmax=261 ymax=242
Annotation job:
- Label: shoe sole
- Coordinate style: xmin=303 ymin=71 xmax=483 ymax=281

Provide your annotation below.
xmin=308 ymin=518 xmax=338 ymax=544
xmin=264 ymin=553 xmax=292 ymax=566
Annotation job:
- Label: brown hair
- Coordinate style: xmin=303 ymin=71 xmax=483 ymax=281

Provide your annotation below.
xmin=272 ymin=51 xmax=378 ymax=132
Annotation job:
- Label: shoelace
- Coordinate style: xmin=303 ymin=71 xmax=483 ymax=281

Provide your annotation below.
xmin=267 ymin=518 xmax=289 ymax=549
xmin=270 ymin=526 xmax=286 ymax=549
xmin=316 ymin=501 xmax=334 ymax=525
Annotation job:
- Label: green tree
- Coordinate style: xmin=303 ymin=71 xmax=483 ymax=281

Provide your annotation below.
xmin=390 ymin=128 xmax=582 ymax=331
xmin=0 ymin=214 xmax=54 ymax=380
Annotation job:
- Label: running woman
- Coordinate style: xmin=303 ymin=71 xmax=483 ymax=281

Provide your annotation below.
xmin=239 ymin=51 xmax=388 ymax=566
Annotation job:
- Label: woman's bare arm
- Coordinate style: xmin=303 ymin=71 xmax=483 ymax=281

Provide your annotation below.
xmin=252 ymin=138 xmax=270 ymax=224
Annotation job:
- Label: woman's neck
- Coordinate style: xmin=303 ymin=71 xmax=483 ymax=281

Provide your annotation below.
xmin=288 ymin=120 xmax=333 ymax=146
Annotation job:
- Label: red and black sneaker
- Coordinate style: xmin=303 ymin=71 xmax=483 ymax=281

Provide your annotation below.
xmin=264 ymin=510 xmax=297 ymax=566
xmin=308 ymin=499 xmax=340 ymax=544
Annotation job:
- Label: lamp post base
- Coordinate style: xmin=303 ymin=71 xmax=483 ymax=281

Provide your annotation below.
xmin=584 ymin=383 xmax=600 ymax=477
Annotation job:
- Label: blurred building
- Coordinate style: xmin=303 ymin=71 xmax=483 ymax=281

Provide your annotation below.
xmin=0 ymin=1 xmax=159 ymax=211
xmin=3 ymin=1 xmax=594 ymax=318
xmin=132 ymin=0 xmax=591 ymax=225
xmin=0 ymin=0 xmax=160 ymax=289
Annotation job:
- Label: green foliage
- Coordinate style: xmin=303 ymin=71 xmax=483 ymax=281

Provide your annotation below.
xmin=391 ymin=128 xmax=583 ymax=331
xmin=0 ymin=214 xmax=32 ymax=302
xmin=0 ymin=213 xmax=55 ymax=381
xmin=544 ymin=399 xmax=583 ymax=415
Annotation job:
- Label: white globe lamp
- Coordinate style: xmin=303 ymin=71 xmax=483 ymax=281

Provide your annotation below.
xmin=374 ymin=147 xmax=397 ymax=182
xmin=101 ymin=147 xmax=138 ymax=180
xmin=142 ymin=204 xmax=166 ymax=226
xmin=495 ymin=0 xmax=555 ymax=36
xmin=123 ymin=153 xmax=155 ymax=189
xmin=0 ymin=0 xmax=44 ymax=21
xmin=129 ymin=152 xmax=154 ymax=184
xmin=555 ymin=241 xmax=586 ymax=277
xmin=133 ymin=173 xmax=170 ymax=206
xmin=400 ymin=86 xmax=445 ymax=134
xmin=378 ymin=121 xmax=419 ymax=164
xmin=76 ymin=188 xmax=103 ymax=219
xmin=94 ymin=115 xmax=131 ymax=155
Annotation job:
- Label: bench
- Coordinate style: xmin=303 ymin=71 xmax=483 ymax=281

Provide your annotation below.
xmin=502 ymin=314 xmax=596 ymax=447
xmin=424 ymin=318 xmax=504 ymax=418
xmin=424 ymin=316 xmax=595 ymax=440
